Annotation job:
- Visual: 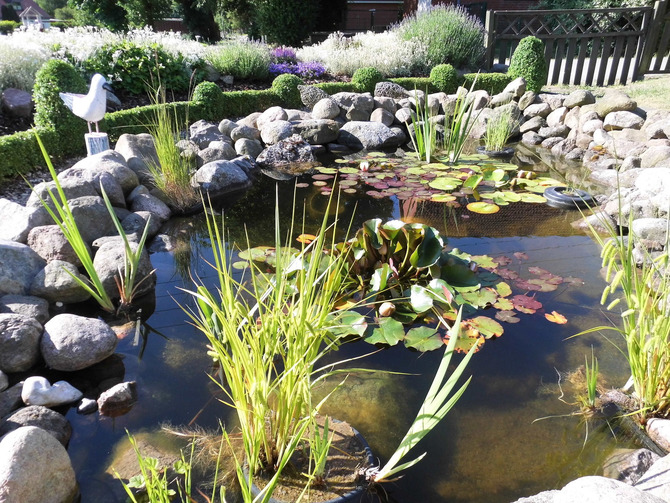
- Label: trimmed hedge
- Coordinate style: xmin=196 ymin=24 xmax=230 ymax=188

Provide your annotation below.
xmin=271 ymin=74 xmax=304 ymax=108
xmin=430 ymin=64 xmax=458 ymax=93
xmin=390 ymin=77 xmax=435 ymax=93
xmin=463 ymin=73 xmax=511 ymax=95
xmin=33 ymin=60 xmax=88 ymax=158
xmin=507 ymin=36 xmax=547 ymax=93
xmin=314 ymin=82 xmax=358 ymax=94
xmin=352 ymin=67 xmax=384 ymax=94
xmin=0 ymin=129 xmax=55 ymax=179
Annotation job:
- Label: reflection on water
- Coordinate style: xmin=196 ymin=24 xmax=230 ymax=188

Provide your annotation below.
xmin=67 ymin=172 xmax=635 ymax=503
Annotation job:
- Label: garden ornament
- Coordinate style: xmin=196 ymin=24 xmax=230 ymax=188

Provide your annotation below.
xmin=59 ymin=73 xmax=115 ymax=134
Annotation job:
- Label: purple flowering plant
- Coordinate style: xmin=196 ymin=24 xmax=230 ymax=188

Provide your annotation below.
xmin=269 ymin=45 xmax=327 ymax=80
xmin=270 ymin=46 xmax=298 ymax=64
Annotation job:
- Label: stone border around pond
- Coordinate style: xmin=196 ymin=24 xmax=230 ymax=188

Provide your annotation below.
xmin=2 ymin=78 xmax=670 ymax=503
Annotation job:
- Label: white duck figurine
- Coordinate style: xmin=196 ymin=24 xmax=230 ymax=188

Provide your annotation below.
xmin=59 ymin=74 xmax=115 ymax=134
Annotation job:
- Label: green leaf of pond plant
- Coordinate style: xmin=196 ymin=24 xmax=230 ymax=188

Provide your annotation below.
xmin=410 ymin=284 xmax=434 ymax=313
xmin=404 ymin=326 xmax=444 ymax=352
xmin=467 ymin=201 xmax=500 ymax=214
xmin=410 ymin=226 xmax=444 ymax=269
xmin=326 ymin=311 xmax=368 ymax=338
xmin=429 ymin=177 xmax=462 ymax=191
xmin=467 ymin=316 xmax=504 ymax=339
xmin=365 ymin=317 xmax=405 ymax=346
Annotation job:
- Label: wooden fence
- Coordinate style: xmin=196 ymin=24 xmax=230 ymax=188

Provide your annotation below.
xmin=485 ymin=1 xmax=670 ymax=86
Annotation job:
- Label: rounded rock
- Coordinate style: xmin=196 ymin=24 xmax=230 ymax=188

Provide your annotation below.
xmin=41 ymin=313 xmax=118 ymax=371
xmin=0 ymin=314 xmax=43 ymax=373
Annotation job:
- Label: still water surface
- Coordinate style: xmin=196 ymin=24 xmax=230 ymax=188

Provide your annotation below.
xmin=67 ymin=174 xmax=634 ymax=503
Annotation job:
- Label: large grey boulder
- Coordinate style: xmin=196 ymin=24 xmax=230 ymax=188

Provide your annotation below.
xmin=129 ymin=193 xmax=172 ymax=223
xmin=640 ymin=145 xmax=670 ymax=169
xmin=27 ymin=225 xmax=86 ymax=266
xmin=332 ymin=92 xmax=374 ymax=116
xmin=0 ymin=372 xmax=6 ymax=393
xmin=0 ymin=405 xmax=71 ymax=447
xmin=557 ymin=475 xmax=665 ymax=502
xmin=374 ymin=81 xmax=409 ymax=99
xmin=230 ymin=125 xmax=261 ymax=142
xmin=256 ymin=106 xmax=288 ymax=131
xmin=115 ymin=133 xmax=159 ymax=185
xmin=370 ymin=108 xmax=395 ymax=127
xmin=260 ymin=120 xmax=293 ymax=145
xmin=338 ymin=121 xmax=403 ymax=150
xmin=63 ymin=196 xmax=117 ymax=244
xmin=26 ymin=177 xmax=98 ymax=213
xmin=0 ymin=314 xmax=42 ymax=373
xmin=98 ymin=381 xmax=138 ymax=417
xmin=502 ymin=77 xmax=527 ymax=98
xmin=189 ymin=120 xmax=225 ymax=148
xmin=41 ymin=313 xmax=118 ymax=371
xmin=196 ymin=140 xmax=237 ymax=167
xmin=0 ymin=198 xmax=50 ymax=243
xmin=256 ymin=135 xmax=316 ymax=179
xmin=298 ymin=84 xmax=329 ymax=109
xmin=121 ymin=211 xmax=161 ymax=240
xmin=595 ymin=91 xmax=637 ymax=117
xmin=564 ymin=89 xmax=595 ymax=108
xmin=0 ymin=241 xmax=46 ymax=296
xmin=191 ymin=157 xmax=255 ymax=196
xmin=312 ymin=98 xmax=340 ymax=120
xmin=235 ymin=138 xmax=264 ymax=158
xmin=93 ymin=241 xmax=155 ymax=301
xmin=30 ymin=260 xmax=91 ymax=304
xmin=59 ymin=149 xmax=139 ymax=195
xmin=604 ymin=111 xmax=645 ymax=131
xmin=524 ymin=102 xmax=552 ymax=118
xmin=0 ymin=295 xmax=49 ymax=325
xmin=0 ymin=384 xmax=22 ymax=419
xmin=292 ymin=119 xmax=340 ymax=145
xmin=0 ymin=426 xmax=78 ymax=503
xmin=218 ymin=118 xmax=239 ymax=136
xmin=1 ymin=88 xmax=32 ymax=118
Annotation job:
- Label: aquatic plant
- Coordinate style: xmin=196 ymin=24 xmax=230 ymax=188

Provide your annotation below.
xmin=182 ymin=191 xmax=361 ymax=497
xmin=579 ymin=208 xmax=670 ymax=422
xmin=483 ymin=105 xmax=518 ymax=152
xmin=444 ymin=77 xmax=481 ymax=164
xmin=408 ymin=90 xmax=438 ymax=163
xmin=364 ymin=308 xmax=475 ymax=484
xmin=581 ymin=347 xmax=599 ymax=411
xmin=145 ymin=84 xmax=199 ymax=212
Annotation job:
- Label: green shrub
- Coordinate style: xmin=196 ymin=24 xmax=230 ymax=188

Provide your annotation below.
xmin=192 ymin=81 xmax=225 ymax=119
xmin=0 ymin=20 xmax=19 ymax=34
xmin=430 ymin=64 xmax=458 ymax=93
xmin=507 ymin=36 xmax=548 ymax=93
xmin=84 ymin=40 xmax=196 ymax=95
xmin=352 ymin=67 xmax=384 ymax=93
xmin=206 ymin=40 xmax=270 ymax=81
xmin=462 ymin=73 xmax=512 ymax=95
xmin=33 ymin=59 xmax=88 ymax=158
xmin=0 ymin=129 xmax=54 ymax=180
xmin=396 ymin=5 xmax=485 ymax=72
xmin=271 ymin=73 xmax=304 ymax=108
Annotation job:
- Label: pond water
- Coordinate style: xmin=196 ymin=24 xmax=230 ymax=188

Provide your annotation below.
xmin=65 ymin=152 xmax=636 ymax=503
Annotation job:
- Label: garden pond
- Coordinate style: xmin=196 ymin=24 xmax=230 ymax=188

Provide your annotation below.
xmin=63 ymin=147 xmax=638 ymax=503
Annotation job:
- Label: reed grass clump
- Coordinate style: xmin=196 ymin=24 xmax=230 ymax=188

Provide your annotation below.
xmin=483 ymin=105 xmax=518 ymax=152
xmin=579 ymin=199 xmax=670 ymax=422
xmin=183 ymin=192 xmax=358 ymax=501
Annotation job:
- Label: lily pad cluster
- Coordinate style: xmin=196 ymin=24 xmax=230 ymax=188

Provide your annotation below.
xmin=230 ymin=219 xmax=583 ymax=354
xmin=306 ymin=151 xmax=563 ymax=214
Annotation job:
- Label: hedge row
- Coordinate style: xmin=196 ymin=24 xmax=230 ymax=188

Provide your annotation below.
xmin=0 ymin=64 xmax=511 ymax=180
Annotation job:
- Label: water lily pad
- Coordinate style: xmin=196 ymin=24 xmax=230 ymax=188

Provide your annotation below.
xmin=338 ymin=179 xmax=358 ymax=187
xmin=431 ymin=194 xmax=457 ymax=202
xmin=334 ymin=159 xmax=350 ymax=164
xmin=429 ymin=177 xmax=462 ymax=191
xmin=467 ymin=202 xmax=500 ymax=214
xmin=343 ymin=188 xmax=357 ymax=194
xmin=317 ymin=167 xmax=339 ymax=173
xmin=313 ymin=181 xmax=327 ymax=187
xmin=493 ymin=298 xmax=514 ymax=310
xmin=339 ymin=167 xmax=361 ymax=174
xmin=545 ymin=311 xmax=568 ymax=324
xmin=467 ymin=316 xmax=504 ymax=339
xmin=232 ymin=260 xmax=250 ymax=270
xmin=410 ymin=285 xmax=434 ymax=313
xmin=404 ymin=326 xmax=444 ymax=352
xmin=365 ymin=317 xmax=404 ymax=346
xmin=469 ymin=254 xmax=498 ymax=269
xmin=519 ymin=193 xmax=547 ymax=203
xmin=495 ymin=310 xmax=520 ymax=323
xmin=526 ymin=278 xmax=558 ymax=292
xmin=296 ymin=233 xmax=317 ymax=244
xmin=495 ymin=281 xmax=512 ymax=297
xmin=312 ymin=174 xmax=334 ymax=181
xmin=460 ymin=287 xmax=498 ymax=308
xmin=446 ymin=329 xmax=485 ymax=353
xmin=512 ymin=294 xmax=542 ymax=314
xmin=295 ymin=182 xmax=310 ymax=188
xmin=238 ymin=246 xmax=274 ymax=262
xmin=327 ymin=311 xmax=368 ymax=337
xmin=514 ymin=252 xmax=528 ymax=260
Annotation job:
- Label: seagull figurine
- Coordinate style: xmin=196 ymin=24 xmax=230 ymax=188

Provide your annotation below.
xmin=59 ymin=73 xmax=115 ymax=134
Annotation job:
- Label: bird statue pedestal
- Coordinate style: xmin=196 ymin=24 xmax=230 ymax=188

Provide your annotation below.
xmin=85 ymin=132 xmax=109 ymax=157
